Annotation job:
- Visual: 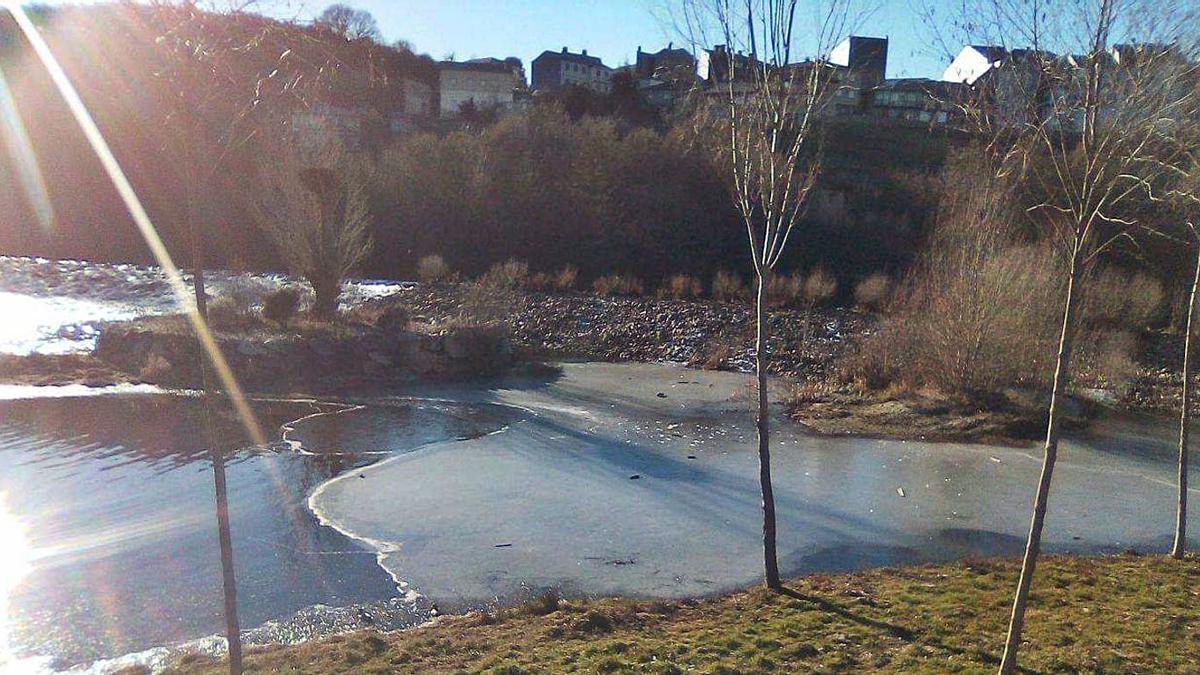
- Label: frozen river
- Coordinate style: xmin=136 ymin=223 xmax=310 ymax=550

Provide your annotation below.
xmin=0 ymin=256 xmax=1194 ymax=673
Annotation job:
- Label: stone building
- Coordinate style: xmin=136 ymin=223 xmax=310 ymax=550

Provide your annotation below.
xmin=531 ymin=47 xmax=612 ymax=94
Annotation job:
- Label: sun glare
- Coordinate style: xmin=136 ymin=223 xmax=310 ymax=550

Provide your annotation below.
xmin=0 ymin=66 xmax=53 ymax=232
xmin=0 ymin=491 xmax=33 ymax=670
xmin=3 ymin=2 xmax=265 ymax=447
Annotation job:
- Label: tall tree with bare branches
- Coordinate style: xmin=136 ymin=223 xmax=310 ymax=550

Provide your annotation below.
xmin=251 ymin=133 xmax=374 ymax=318
xmin=143 ymin=5 xmax=331 ymax=671
xmin=1160 ymin=152 xmax=1200 ymax=560
xmin=937 ymin=2 xmax=1199 ymax=671
xmin=1174 ymin=221 xmax=1200 ymax=559
xmin=676 ymin=0 xmax=851 ymax=590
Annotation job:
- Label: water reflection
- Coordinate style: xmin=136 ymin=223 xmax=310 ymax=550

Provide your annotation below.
xmin=0 ymin=394 xmax=517 ymax=670
xmin=0 ymin=492 xmax=34 ymax=670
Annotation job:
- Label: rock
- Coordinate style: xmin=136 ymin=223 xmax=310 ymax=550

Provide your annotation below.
xmin=236 ymin=341 xmax=267 ymax=356
xmin=896 ymin=487 xmax=906 ymax=498
xmin=656 ymin=392 xmax=667 ymax=398
xmin=629 ymin=474 xmax=641 ymax=480
xmin=374 ymin=305 xmax=411 ymax=332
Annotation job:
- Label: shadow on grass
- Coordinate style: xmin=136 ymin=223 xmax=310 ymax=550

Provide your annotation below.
xmin=778 ymin=586 xmax=1012 ymax=670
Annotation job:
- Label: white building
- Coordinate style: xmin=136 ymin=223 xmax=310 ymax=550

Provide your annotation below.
xmin=437 ymin=58 xmax=524 ymax=117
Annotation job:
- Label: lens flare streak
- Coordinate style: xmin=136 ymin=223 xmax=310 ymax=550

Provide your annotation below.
xmin=0 ymin=67 xmax=52 ymax=232
xmin=2 ymin=3 xmax=265 ymax=447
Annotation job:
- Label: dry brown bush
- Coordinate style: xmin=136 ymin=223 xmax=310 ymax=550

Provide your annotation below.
xmin=592 ymin=274 xmax=645 ymax=296
xmin=843 ymin=149 xmax=1151 ymax=398
xmin=1080 ymin=270 xmax=1164 ymax=329
xmin=528 ymin=272 xmax=551 ymax=291
xmin=417 ymin=254 xmax=451 ymax=284
xmin=766 ymin=273 xmax=803 ymax=307
xmin=659 ymin=274 xmax=704 ymax=300
xmin=848 ymin=239 xmax=1151 ymax=398
xmin=712 ymin=270 xmax=748 ymax=303
xmin=478 ymin=258 xmax=529 ymax=290
xmin=853 ymin=273 xmax=891 ymax=310
xmin=554 ymin=265 xmax=579 ymax=291
xmin=802 ymin=267 xmax=838 ymax=307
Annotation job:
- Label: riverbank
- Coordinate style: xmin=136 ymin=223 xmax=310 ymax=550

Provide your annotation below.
xmin=381 ymin=285 xmax=1146 ymax=444
xmin=3 ymin=277 xmax=1188 ymax=443
xmin=0 ymin=309 xmax=517 ymax=394
xmin=162 ymin=552 xmax=1200 ymax=673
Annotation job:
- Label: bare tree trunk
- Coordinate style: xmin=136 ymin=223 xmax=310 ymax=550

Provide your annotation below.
xmin=756 ymin=271 xmax=781 ymax=590
xmin=999 ymin=248 xmax=1082 ymax=675
xmin=189 ymin=203 xmax=208 ymax=319
xmin=311 ymin=274 xmax=340 ymax=320
xmin=190 ymin=216 xmax=243 ymax=674
xmin=1172 ymin=242 xmax=1200 ymax=560
xmin=209 ymin=438 xmax=243 ymax=674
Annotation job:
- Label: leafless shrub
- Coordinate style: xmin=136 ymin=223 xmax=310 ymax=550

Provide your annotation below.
xmin=263 ymin=287 xmax=301 ymax=326
xmin=528 ymin=272 xmax=551 ymax=291
xmin=207 ymin=295 xmax=260 ymax=333
xmin=688 ymin=340 xmax=735 ymax=370
xmin=478 ymin=258 xmax=529 ymax=291
xmin=592 ymin=274 xmax=644 ymax=297
xmin=766 ymin=273 xmax=803 ymax=307
xmin=711 ymin=270 xmax=748 ymax=303
xmin=462 ymin=259 xmax=529 ymax=325
xmin=853 ymin=273 xmax=892 ymax=310
xmin=1081 ymin=270 xmax=1164 ymax=329
xmin=252 ymin=137 xmax=373 ymax=319
xmin=554 ymin=265 xmax=579 ymax=291
xmin=802 ymin=267 xmax=837 ymax=307
xmin=659 ymin=273 xmax=704 ymax=300
xmin=851 ymin=238 xmax=1147 ymax=398
xmin=416 ymin=255 xmax=451 ymax=285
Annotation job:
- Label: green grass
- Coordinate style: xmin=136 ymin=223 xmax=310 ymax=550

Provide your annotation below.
xmin=162 ymin=553 xmax=1200 ymax=674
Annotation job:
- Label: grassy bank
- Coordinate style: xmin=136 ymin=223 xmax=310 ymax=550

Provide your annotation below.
xmin=163 ymin=553 xmax=1199 ymax=674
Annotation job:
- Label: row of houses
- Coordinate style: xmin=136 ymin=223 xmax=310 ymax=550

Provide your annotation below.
xmin=298 ymin=34 xmax=1189 ymax=146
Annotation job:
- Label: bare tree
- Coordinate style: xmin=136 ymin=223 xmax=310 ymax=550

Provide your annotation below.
xmin=252 ymin=135 xmax=374 ymax=318
xmin=676 ymin=0 xmax=851 ymax=590
xmin=144 ymin=6 xmax=337 ymax=671
xmin=938 ymin=2 xmax=1199 ymax=671
xmin=1160 ymin=153 xmax=1200 ymax=560
xmin=1174 ymin=222 xmax=1200 ymax=559
xmin=316 ymin=3 xmax=380 ymax=42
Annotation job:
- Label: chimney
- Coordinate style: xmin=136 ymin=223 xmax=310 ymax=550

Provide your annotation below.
xmin=562 ymin=47 xmax=568 ymax=54
xmin=582 ymin=49 xmax=588 ymax=56
xmin=668 ymin=41 xmax=673 ymax=49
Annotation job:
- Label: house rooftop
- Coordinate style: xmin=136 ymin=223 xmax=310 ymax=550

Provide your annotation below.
xmin=969 ymin=45 xmax=1009 ymax=63
xmin=534 ymin=47 xmax=605 ymax=67
xmin=439 ymin=57 xmax=521 ymax=74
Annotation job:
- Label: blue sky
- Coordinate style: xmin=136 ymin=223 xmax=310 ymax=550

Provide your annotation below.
xmin=33 ymin=1 xmax=959 ymax=79
xmin=323 ymin=0 xmax=954 ymax=79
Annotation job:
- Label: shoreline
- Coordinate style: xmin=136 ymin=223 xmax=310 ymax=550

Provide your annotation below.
xmin=157 ymin=552 xmax=1200 ymax=673
xmin=4 ymin=281 xmax=1189 ymax=446
xmin=9 ymin=362 xmax=1198 ymax=673
xmin=305 ymin=362 xmax=1194 ymax=610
